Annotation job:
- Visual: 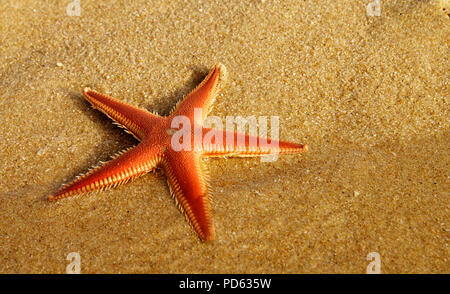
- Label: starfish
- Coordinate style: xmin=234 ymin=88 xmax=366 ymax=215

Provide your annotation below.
xmin=49 ymin=62 xmax=307 ymax=241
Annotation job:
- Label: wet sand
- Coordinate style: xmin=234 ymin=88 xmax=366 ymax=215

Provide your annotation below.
xmin=0 ymin=0 xmax=448 ymax=273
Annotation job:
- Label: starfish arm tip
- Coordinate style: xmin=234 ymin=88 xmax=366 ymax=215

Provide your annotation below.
xmin=215 ymin=61 xmax=224 ymax=69
xmin=215 ymin=62 xmax=227 ymax=82
xmin=201 ymin=233 xmax=215 ymax=242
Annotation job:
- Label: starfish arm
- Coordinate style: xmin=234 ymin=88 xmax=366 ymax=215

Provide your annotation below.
xmin=162 ymin=150 xmax=214 ymax=241
xmin=201 ymin=128 xmax=308 ymax=157
xmin=48 ymin=144 xmax=162 ymax=201
xmin=169 ymin=62 xmax=227 ymax=124
xmin=83 ymin=87 xmax=160 ymax=141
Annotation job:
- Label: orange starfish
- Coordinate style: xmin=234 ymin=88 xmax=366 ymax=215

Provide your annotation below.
xmin=49 ymin=62 xmax=307 ymax=241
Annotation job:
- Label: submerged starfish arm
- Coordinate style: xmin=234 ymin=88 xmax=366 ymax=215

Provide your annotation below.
xmin=83 ymin=87 xmax=161 ymax=141
xmin=201 ymin=127 xmax=308 ymax=157
xmin=161 ymin=149 xmax=214 ymax=241
xmin=48 ymin=144 xmax=162 ymax=201
xmin=170 ymin=62 xmax=227 ymax=124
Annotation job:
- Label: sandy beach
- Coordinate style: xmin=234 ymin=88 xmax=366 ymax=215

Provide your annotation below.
xmin=0 ymin=0 xmax=448 ymax=273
